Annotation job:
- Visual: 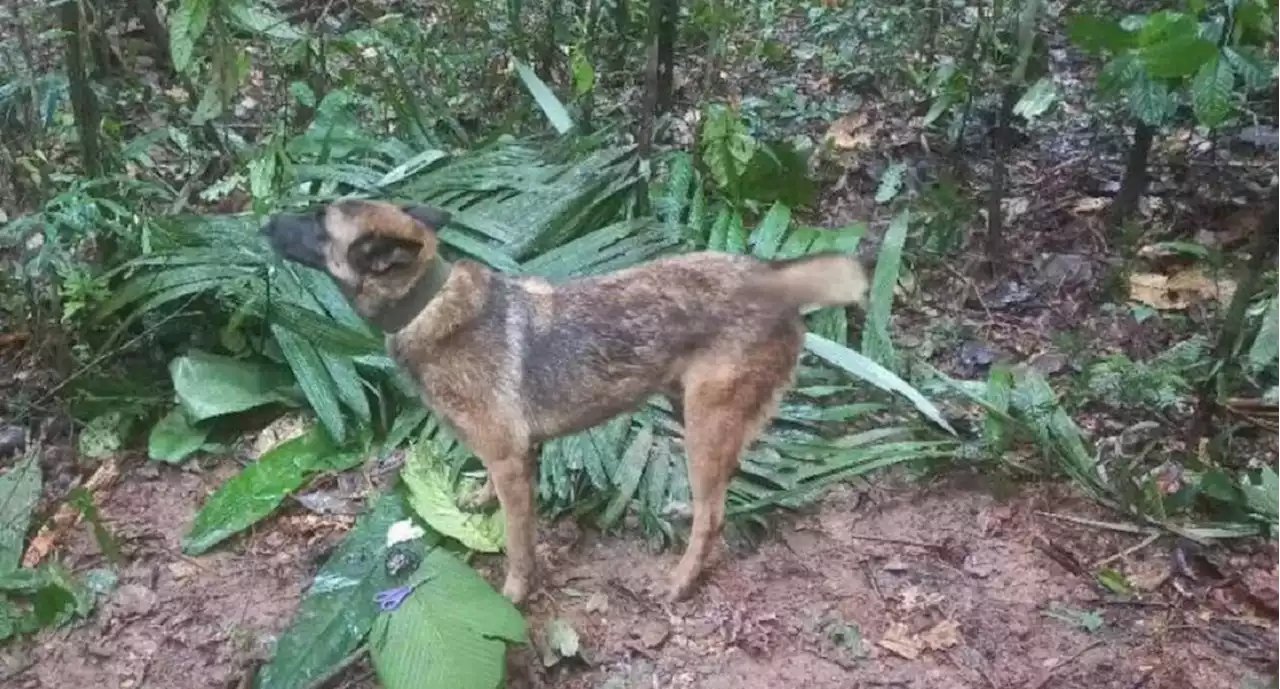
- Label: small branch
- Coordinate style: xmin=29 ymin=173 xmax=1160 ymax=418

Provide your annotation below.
xmin=1089 ymin=532 xmax=1162 ymax=569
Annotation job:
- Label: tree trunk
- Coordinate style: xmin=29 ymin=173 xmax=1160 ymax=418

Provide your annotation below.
xmin=637 ymin=0 xmax=662 ymax=160
xmin=1188 ymin=193 xmax=1280 ymax=448
xmin=984 ymin=83 xmax=1018 ymax=276
xmin=656 ymin=0 xmax=676 ymax=112
xmin=1109 ymin=121 xmax=1156 ymax=231
xmin=131 ymin=0 xmax=174 ymax=74
xmin=60 ymin=0 xmax=103 ymax=178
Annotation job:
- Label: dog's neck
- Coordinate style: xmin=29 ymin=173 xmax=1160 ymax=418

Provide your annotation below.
xmin=369 ymin=255 xmax=452 ymax=333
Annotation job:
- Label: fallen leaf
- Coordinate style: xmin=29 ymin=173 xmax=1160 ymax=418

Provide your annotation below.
xmin=1003 ymin=197 xmax=1030 ymax=220
xmin=541 ymin=617 xmax=581 ymax=667
xmin=919 ymin=620 xmax=963 ymax=650
xmin=1128 ymin=269 xmax=1237 ymax=310
xmin=1242 ymin=565 xmax=1278 ymax=613
xmin=823 ymin=111 xmax=876 ymax=152
xmin=1072 ymin=197 xmax=1109 ymax=213
xmin=877 ymin=622 xmax=921 ymax=660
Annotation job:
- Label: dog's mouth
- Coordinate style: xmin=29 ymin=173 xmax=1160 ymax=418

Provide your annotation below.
xmin=262 ymin=212 xmax=329 ymax=271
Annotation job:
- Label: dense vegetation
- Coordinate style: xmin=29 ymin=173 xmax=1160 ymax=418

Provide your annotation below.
xmin=0 ymin=0 xmax=1275 ymax=686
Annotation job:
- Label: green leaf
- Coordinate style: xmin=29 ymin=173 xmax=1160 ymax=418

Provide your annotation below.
xmin=224 ymin=0 xmax=306 ymax=40
xmin=290 ymin=81 xmax=316 ymax=108
xmin=1140 ymin=35 xmax=1218 ymax=80
xmin=1068 ymin=15 xmax=1136 ymax=55
xmin=169 ymin=0 xmax=213 ymax=74
xmin=751 ymin=202 xmax=792 ymax=259
xmin=569 ymin=46 xmax=595 ymax=97
xmin=182 ymin=425 xmax=364 ymax=555
xmin=1240 ymin=467 xmax=1279 ymax=525
xmin=369 ymin=548 xmax=528 ymax=689
xmin=513 ymin=61 xmax=575 ymax=135
xmin=257 ymin=494 xmax=423 ymax=689
xmin=1014 ymin=78 xmax=1059 ymax=121
xmin=1222 ymin=46 xmax=1274 ymax=91
xmin=861 ymin=210 xmax=908 ymax=370
xmin=983 ymin=366 xmax=1015 ymax=453
xmin=1247 ymin=299 xmax=1279 ymax=373
xmin=804 ymin=333 xmax=956 ymax=435
xmin=0 ymin=455 xmax=41 ymax=574
xmin=78 ymin=412 xmax=127 ymax=459
xmin=1126 ymin=72 xmax=1175 ymax=126
xmin=1190 ymin=55 xmax=1235 ymax=127
xmin=148 ymin=406 xmax=211 ymax=464
xmin=599 ymin=423 xmax=654 ymax=529
xmin=874 ymin=163 xmax=907 ymax=204
xmin=272 ymin=324 xmax=348 ymax=443
xmin=402 ymin=441 xmax=505 ymax=553
xmin=170 ymin=350 xmax=297 ymax=423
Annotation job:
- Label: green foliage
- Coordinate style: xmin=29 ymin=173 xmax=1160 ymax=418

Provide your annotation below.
xmin=1069 ymin=1 xmax=1278 ymax=127
xmin=1082 ymin=337 xmax=1211 ymax=413
xmin=402 ymin=438 xmax=505 ymax=553
xmin=182 ymin=425 xmax=367 ymax=555
xmin=368 ymin=547 xmax=528 ymax=689
xmin=0 ymin=455 xmax=41 ymax=574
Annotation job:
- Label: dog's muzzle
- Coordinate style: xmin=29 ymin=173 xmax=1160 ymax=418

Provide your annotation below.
xmin=262 ymin=213 xmax=329 ymax=271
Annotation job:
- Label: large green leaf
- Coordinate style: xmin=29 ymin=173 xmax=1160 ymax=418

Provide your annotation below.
xmin=272 ymin=325 xmax=348 ymax=443
xmin=1067 ymin=15 xmax=1136 ymax=55
xmin=148 ymin=407 xmax=211 ymax=464
xmin=1247 ymin=298 xmax=1279 ymax=374
xmin=182 ymin=425 xmax=365 ymax=555
xmin=169 ymin=0 xmax=213 ymax=74
xmin=402 ymin=441 xmax=505 ymax=553
xmin=862 ymin=210 xmax=908 ymax=370
xmin=0 ymin=455 xmax=41 ymax=574
xmin=170 ymin=350 xmax=298 ymax=423
xmin=514 ymin=61 xmax=575 ymax=135
xmin=1190 ymin=55 xmax=1235 ymax=127
xmin=256 ymin=493 xmax=423 ymax=689
xmin=369 ymin=548 xmax=528 ymax=689
xmin=804 ymin=333 xmax=955 ymax=435
xmin=1126 ymin=72 xmax=1175 ymax=125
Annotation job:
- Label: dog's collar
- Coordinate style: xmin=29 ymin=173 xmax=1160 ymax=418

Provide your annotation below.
xmin=370 ymin=255 xmax=452 ymax=333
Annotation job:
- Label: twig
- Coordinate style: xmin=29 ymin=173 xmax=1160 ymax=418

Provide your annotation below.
xmin=1090 ymin=532 xmax=1162 ymax=569
xmin=1035 ymin=511 xmax=1157 ymax=535
xmin=846 ymin=533 xmax=945 ymax=551
xmin=1025 ymin=641 xmax=1103 ymax=689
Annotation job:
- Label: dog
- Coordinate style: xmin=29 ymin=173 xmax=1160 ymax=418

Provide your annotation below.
xmin=261 ymin=200 xmax=868 ymax=604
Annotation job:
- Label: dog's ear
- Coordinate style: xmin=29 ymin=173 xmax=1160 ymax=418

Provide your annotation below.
xmin=401 ymin=204 xmax=452 ymax=231
xmin=347 ymin=234 xmax=423 ymax=275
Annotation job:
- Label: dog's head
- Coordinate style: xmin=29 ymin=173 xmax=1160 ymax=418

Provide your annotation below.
xmin=261 ymin=200 xmax=452 ymax=321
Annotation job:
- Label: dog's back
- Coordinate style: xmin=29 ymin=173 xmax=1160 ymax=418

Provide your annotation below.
xmin=508 ymin=251 xmax=866 ymax=439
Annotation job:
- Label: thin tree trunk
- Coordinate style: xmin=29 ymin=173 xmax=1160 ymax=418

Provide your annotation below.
xmin=985 ymin=84 xmax=1018 ymax=276
xmin=131 ymin=0 xmax=173 ymax=74
xmin=1109 ymin=121 xmax=1156 ymax=231
xmin=656 ymin=0 xmax=676 ymax=112
xmin=637 ymin=0 xmax=662 ymax=160
xmin=1188 ymin=193 xmax=1280 ymax=447
xmin=610 ymin=0 xmax=629 ymax=76
xmin=60 ymin=0 xmax=103 ymax=178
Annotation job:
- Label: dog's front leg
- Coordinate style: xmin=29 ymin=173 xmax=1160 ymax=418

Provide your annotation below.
xmin=484 ymin=451 xmax=537 ymax=604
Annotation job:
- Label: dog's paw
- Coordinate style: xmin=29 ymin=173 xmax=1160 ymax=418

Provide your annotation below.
xmin=458 ymin=479 xmax=498 ymax=511
xmin=665 ymin=570 xmax=699 ymax=603
xmin=501 ymin=576 xmax=530 ymax=606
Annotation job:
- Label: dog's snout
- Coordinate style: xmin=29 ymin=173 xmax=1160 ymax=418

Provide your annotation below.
xmin=261 ymin=213 xmax=328 ymax=270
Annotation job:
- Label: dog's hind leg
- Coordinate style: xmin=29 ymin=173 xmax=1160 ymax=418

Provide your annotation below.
xmin=667 ymin=333 xmax=800 ymax=601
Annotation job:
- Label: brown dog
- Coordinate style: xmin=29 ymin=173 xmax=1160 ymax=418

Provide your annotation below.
xmin=261 ymin=200 xmax=868 ymax=604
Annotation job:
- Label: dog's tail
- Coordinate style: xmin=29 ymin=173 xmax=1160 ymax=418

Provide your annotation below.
xmin=748 ymin=253 xmax=869 ymax=310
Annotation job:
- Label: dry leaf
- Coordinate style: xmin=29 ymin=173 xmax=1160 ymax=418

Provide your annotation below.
xmin=898 ymin=586 xmax=945 ymax=612
xmin=1128 ymin=269 xmax=1237 ymax=310
xmin=877 ymin=622 xmax=922 ymax=660
xmin=1003 ymin=197 xmax=1030 ymax=220
xmin=919 ymin=620 xmax=963 ymax=651
xmin=823 ymin=112 xmax=875 ymax=152
xmin=1072 ymin=197 xmax=1109 ymax=213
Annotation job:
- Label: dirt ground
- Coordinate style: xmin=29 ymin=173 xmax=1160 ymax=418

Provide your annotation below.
xmin=3 ymin=455 xmax=1276 ymax=689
